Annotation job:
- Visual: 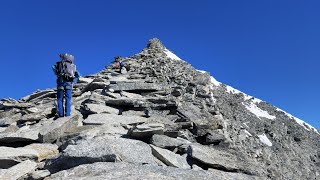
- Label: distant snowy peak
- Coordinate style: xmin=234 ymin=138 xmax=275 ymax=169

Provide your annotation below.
xmin=196 ymin=69 xmax=319 ymax=134
xmin=164 ymin=48 xmax=182 ymax=61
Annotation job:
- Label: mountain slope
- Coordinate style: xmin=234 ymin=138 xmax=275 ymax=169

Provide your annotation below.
xmin=0 ymin=38 xmax=319 ymax=180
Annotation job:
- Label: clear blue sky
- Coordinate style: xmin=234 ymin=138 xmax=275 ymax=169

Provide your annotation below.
xmin=0 ymin=0 xmax=319 ymax=129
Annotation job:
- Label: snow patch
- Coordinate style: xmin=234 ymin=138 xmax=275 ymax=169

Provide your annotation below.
xmin=226 ymin=85 xmax=263 ymax=104
xmin=226 ymin=85 xmax=242 ymax=94
xmin=243 ymin=102 xmax=276 ymax=120
xmin=258 ymin=134 xmax=272 ymax=146
xmin=196 ymin=69 xmax=221 ymax=87
xmin=210 ymin=76 xmax=221 ymax=87
xmin=164 ymin=49 xmax=182 ymax=61
xmin=276 ymin=108 xmax=319 ymax=134
xmin=197 ymin=70 xmax=207 ymax=74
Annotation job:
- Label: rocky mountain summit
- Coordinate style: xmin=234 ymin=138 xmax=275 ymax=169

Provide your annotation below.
xmin=0 ymin=38 xmax=319 ymax=180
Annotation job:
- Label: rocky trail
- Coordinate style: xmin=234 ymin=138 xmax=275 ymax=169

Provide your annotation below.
xmin=0 ymin=38 xmax=319 ymax=180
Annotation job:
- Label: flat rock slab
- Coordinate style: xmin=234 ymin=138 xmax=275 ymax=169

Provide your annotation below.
xmin=84 ymin=103 xmax=119 ymax=114
xmin=49 ymin=162 xmax=222 ymax=180
xmin=31 ymin=169 xmax=51 ymax=180
xmin=83 ymin=113 xmax=147 ymax=126
xmin=150 ymin=134 xmax=191 ymax=149
xmin=24 ymin=143 xmax=59 ymax=162
xmin=0 ymin=108 xmax=21 ymax=126
xmin=82 ymin=124 xmax=128 ymax=137
xmin=82 ymin=82 xmax=106 ymax=92
xmin=150 ymin=145 xmax=190 ymax=169
xmin=39 ymin=115 xmax=80 ymax=143
xmin=0 ymin=126 xmax=40 ymax=144
xmin=189 ymin=144 xmax=263 ymax=175
xmin=120 ymin=91 xmax=143 ymax=98
xmin=77 ymin=77 xmax=94 ymax=84
xmin=0 ymin=160 xmax=37 ymax=180
xmin=20 ymin=106 xmax=54 ymax=122
xmin=208 ymin=169 xmax=262 ymax=180
xmin=189 ymin=144 xmax=240 ymax=170
xmin=21 ymin=89 xmax=55 ymax=102
xmin=46 ymin=136 xmax=156 ymax=173
xmin=0 ymin=102 xmax=34 ymax=110
xmin=109 ymin=76 xmax=130 ymax=83
xmin=108 ymin=81 xmax=162 ymax=92
xmin=0 ymin=146 xmax=38 ymax=168
xmin=128 ymin=123 xmax=164 ymax=139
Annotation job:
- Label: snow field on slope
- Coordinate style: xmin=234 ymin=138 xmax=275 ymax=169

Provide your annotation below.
xmin=196 ymin=69 xmax=318 ymax=134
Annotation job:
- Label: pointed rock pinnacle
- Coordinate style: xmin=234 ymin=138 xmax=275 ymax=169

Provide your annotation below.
xmin=147 ymin=38 xmax=166 ymax=50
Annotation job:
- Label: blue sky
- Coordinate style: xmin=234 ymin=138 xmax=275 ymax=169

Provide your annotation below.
xmin=0 ymin=0 xmax=319 ymax=129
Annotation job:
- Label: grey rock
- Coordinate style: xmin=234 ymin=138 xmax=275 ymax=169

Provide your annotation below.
xmin=20 ymin=106 xmax=54 ymax=122
xmin=83 ymin=114 xmax=147 ymax=126
xmin=84 ymin=103 xmax=119 ymax=114
xmin=0 ymin=112 xmax=22 ymax=126
xmin=104 ymin=91 xmax=122 ymax=99
xmin=189 ymin=144 xmax=264 ymax=176
xmin=147 ymin=38 xmax=166 ymax=50
xmin=0 ymin=108 xmax=21 ymax=126
xmin=150 ymin=134 xmax=191 ymax=149
xmin=24 ymin=143 xmax=59 ymax=161
xmin=208 ymin=169 xmax=262 ymax=180
xmin=150 ymin=145 xmax=190 ymax=169
xmin=38 ymin=115 xmax=80 ymax=143
xmin=77 ymin=77 xmax=94 ymax=84
xmin=205 ymin=129 xmax=226 ymax=144
xmin=30 ymin=169 xmax=51 ymax=180
xmin=0 ymin=102 xmax=34 ymax=110
xmin=0 ymin=147 xmax=38 ymax=168
xmin=121 ymin=110 xmax=146 ymax=117
xmin=171 ymin=88 xmax=183 ymax=97
xmin=120 ymin=91 xmax=143 ymax=98
xmin=108 ymin=81 xmax=162 ymax=92
xmin=0 ymin=160 xmax=37 ymax=180
xmin=46 ymin=135 xmax=156 ymax=173
xmin=127 ymin=123 xmax=164 ymax=139
xmin=48 ymin=162 xmax=246 ymax=180
xmin=21 ymin=89 xmax=55 ymax=102
xmin=82 ymin=82 xmax=106 ymax=92
xmin=0 ymin=125 xmax=42 ymax=144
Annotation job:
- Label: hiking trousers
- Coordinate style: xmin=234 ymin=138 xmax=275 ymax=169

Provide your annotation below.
xmin=57 ymin=78 xmax=73 ymax=117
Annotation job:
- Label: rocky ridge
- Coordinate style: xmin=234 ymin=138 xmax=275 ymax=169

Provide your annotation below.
xmin=0 ymin=38 xmax=319 ymax=180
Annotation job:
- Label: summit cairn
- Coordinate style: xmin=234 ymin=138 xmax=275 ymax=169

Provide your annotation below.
xmin=0 ymin=38 xmax=319 ymax=180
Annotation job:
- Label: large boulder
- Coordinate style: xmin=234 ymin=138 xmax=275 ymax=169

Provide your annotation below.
xmin=45 ymin=135 xmax=157 ymax=173
xmin=188 ymin=144 xmax=265 ymax=176
xmin=38 ymin=115 xmax=81 ymax=143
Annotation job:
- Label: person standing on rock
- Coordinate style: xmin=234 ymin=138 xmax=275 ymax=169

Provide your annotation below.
xmin=109 ymin=56 xmax=130 ymax=74
xmin=52 ymin=53 xmax=80 ymax=117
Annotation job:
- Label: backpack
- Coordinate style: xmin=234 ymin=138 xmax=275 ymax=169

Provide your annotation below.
xmin=120 ymin=61 xmax=130 ymax=71
xmin=55 ymin=54 xmax=76 ymax=81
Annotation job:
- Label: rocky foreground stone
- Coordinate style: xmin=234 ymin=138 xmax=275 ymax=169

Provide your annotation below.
xmin=0 ymin=38 xmax=319 ymax=180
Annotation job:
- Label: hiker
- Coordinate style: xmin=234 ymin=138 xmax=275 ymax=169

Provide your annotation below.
xmin=109 ymin=56 xmax=130 ymax=73
xmin=52 ymin=53 xmax=80 ymax=117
